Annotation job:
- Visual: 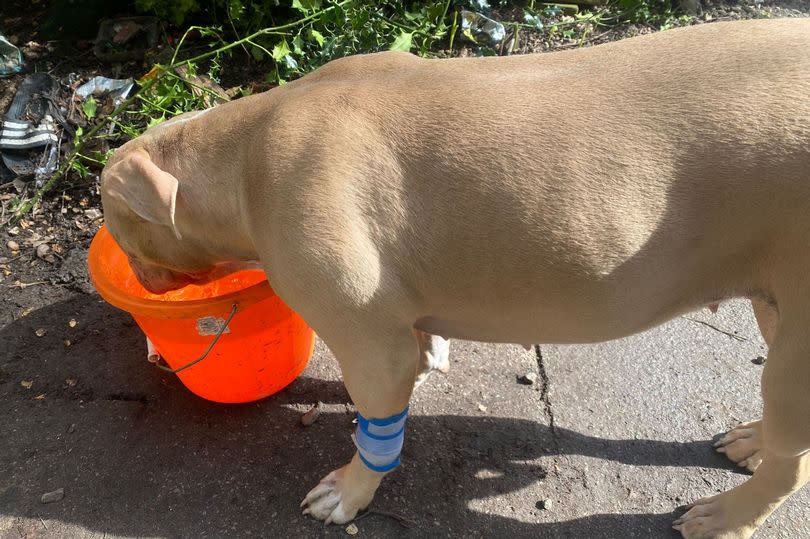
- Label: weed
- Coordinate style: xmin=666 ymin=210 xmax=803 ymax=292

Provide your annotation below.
xmin=615 ymin=0 xmax=687 ymax=26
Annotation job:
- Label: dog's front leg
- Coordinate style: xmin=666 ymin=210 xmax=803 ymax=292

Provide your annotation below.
xmin=414 ymin=329 xmax=450 ymax=388
xmin=675 ymin=300 xmax=810 ymax=539
xmin=714 ymin=299 xmax=778 ymax=473
xmin=301 ymin=326 xmax=418 ymax=524
xmin=673 ymin=450 xmax=810 ymax=539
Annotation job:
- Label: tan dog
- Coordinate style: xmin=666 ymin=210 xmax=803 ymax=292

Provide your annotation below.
xmin=100 ymin=19 xmax=810 ymax=538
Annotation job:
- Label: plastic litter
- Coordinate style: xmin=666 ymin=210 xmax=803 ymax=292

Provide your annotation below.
xmin=75 ymin=76 xmax=135 ymax=105
xmin=461 ymin=10 xmax=506 ymax=45
xmin=0 ymin=34 xmax=23 ymax=76
xmin=463 ymin=0 xmax=492 ymax=13
xmin=146 ymin=336 xmax=160 ymax=363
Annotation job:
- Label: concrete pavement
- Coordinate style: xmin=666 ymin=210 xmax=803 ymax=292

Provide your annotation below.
xmin=1 ymin=287 xmax=807 ymax=538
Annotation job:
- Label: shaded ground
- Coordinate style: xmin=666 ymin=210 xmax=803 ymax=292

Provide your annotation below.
xmin=0 ymin=251 xmax=808 ymax=537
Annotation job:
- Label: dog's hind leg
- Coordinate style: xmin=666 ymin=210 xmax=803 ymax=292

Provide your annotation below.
xmin=714 ymin=298 xmax=778 ymax=472
xmin=413 ymin=329 xmax=450 ymax=388
xmin=675 ymin=299 xmax=810 ymax=539
xmin=751 ymin=297 xmax=778 ymax=347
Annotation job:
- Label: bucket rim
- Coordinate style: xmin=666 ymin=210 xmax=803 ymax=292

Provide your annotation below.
xmin=87 ymin=225 xmax=275 ymax=319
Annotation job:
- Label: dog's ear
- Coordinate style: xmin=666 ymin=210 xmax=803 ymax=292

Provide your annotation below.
xmin=103 ymin=150 xmax=182 ymax=239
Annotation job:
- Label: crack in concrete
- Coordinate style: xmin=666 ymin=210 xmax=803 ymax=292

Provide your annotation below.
xmin=534 ymin=344 xmax=558 ymax=445
xmin=681 ymin=315 xmax=748 ymax=342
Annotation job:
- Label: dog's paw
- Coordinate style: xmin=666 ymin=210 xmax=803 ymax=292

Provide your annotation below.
xmin=673 ymin=494 xmax=756 ymax=539
xmin=301 ymin=465 xmax=372 ymax=524
xmin=430 ymin=336 xmax=450 ymax=373
xmin=714 ymin=421 xmax=763 ymax=473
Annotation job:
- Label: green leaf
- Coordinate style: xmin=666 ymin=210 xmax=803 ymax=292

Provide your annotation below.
xmin=147 ymin=116 xmax=166 ymax=128
xmin=292 ymin=34 xmax=304 ymax=55
xmin=389 ymin=31 xmax=413 ymax=52
xmin=251 ymin=44 xmax=266 ymax=61
xmin=228 ymin=0 xmax=245 ymax=17
xmin=71 ymin=160 xmax=91 ymax=178
xmin=292 ymin=0 xmax=321 ymax=12
xmin=309 ymin=28 xmax=325 ymax=47
xmin=272 ymin=40 xmax=291 ymax=61
xmin=82 ymin=96 xmax=97 ymax=119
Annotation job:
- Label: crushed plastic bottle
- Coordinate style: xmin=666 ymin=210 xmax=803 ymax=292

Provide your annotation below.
xmin=461 ymin=10 xmax=506 ymax=45
xmin=0 ymin=34 xmax=23 ymax=77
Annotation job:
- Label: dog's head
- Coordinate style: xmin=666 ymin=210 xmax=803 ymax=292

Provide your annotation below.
xmin=100 ymin=146 xmax=214 ymax=293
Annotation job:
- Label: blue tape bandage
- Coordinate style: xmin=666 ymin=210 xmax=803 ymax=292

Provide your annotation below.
xmin=352 ymin=406 xmax=409 ymax=472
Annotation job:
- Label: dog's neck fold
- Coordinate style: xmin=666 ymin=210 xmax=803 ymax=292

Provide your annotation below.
xmin=175 ymin=181 xmax=258 ymax=264
xmin=148 ymin=115 xmax=262 ymax=266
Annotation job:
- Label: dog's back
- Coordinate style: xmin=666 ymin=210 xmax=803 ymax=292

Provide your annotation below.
xmin=260 ymin=19 xmax=810 ymax=342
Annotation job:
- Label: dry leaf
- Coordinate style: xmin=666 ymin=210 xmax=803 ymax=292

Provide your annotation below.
xmin=68 ymin=319 xmax=77 ymax=328
xmin=21 ymin=380 xmax=33 ymax=389
xmin=300 ymin=402 xmax=322 ymax=427
xmin=35 ymin=328 xmax=46 ymax=337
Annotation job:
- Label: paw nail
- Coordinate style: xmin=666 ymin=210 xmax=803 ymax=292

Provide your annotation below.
xmin=302 ymin=508 xmax=311 ymax=516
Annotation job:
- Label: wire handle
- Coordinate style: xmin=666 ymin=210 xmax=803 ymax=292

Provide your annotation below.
xmin=154 ymin=303 xmax=238 ymax=374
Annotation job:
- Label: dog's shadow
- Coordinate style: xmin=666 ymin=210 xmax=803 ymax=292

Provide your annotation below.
xmin=0 ymin=294 xmax=737 ymax=538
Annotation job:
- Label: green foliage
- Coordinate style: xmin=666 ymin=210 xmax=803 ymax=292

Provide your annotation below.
xmin=82 ymin=96 xmax=97 ymax=120
xmin=616 ymin=0 xmax=684 ymax=25
xmin=135 ymin=0 xmax=200 ymax=26
xmin=134 ymin=1 xmax=452 ymax=79
xmin=124 ymin=62 xmax=227 ymax=139
xmin=256 ymin=0 xmax=451 ymax=81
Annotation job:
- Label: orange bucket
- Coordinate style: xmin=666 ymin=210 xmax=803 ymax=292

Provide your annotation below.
xmin=87 ymin=225 xmax=315 ymax=403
